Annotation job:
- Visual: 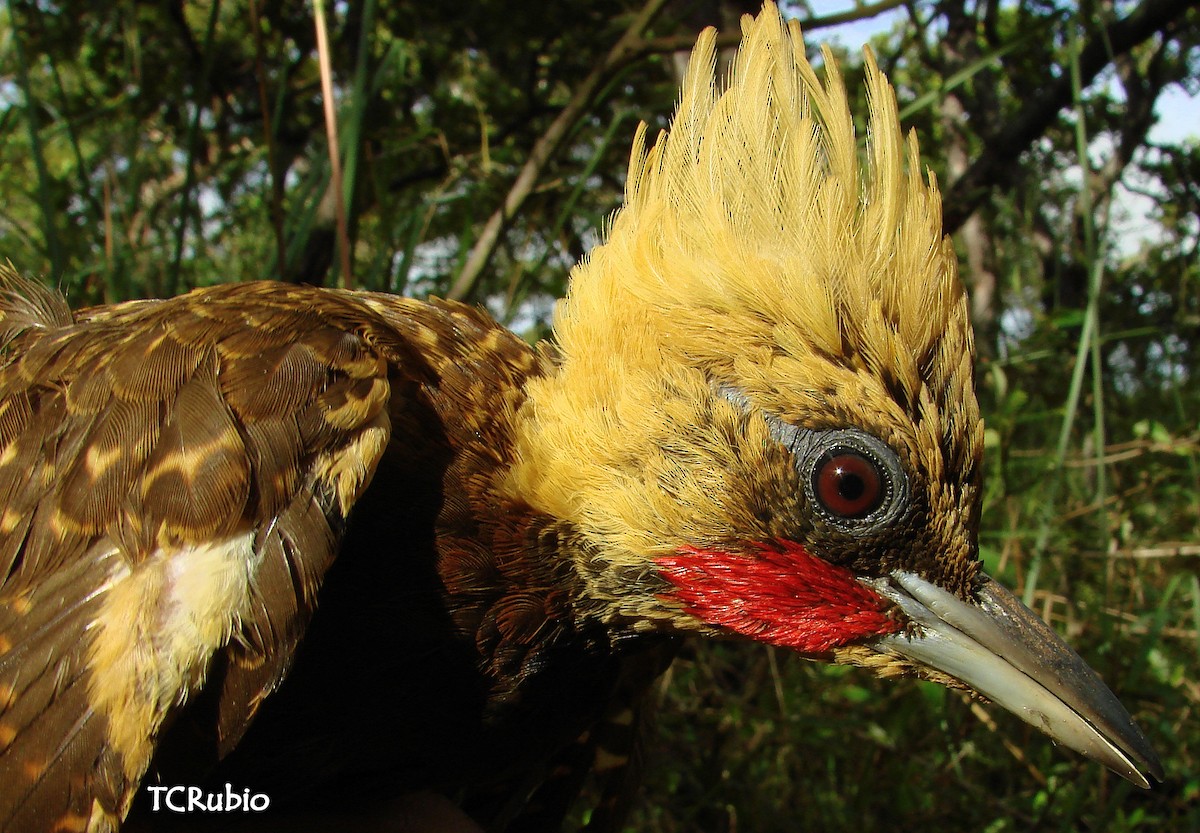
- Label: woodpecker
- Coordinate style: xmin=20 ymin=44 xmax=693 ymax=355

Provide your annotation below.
xmin=0 ymin=4 xmax=1161 ymax=832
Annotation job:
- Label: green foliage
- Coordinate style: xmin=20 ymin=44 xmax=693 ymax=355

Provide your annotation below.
xmin=1 ymin=0 xmax=1197 ymax=830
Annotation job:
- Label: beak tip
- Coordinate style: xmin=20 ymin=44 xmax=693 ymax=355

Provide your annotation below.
xmin=1123 ymin=759 xmax=1161 ymax=790
xmin=1140 ymin=750 xmax=1166 ymax=787
xmin=867 ymin=571 xmax=1166 ymax=790
xmin=1128 ymin=763 xmax=1160 ymax=791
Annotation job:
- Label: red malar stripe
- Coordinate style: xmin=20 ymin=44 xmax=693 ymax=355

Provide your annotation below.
xmin=656 ymin=540 xmax=901 ymax=653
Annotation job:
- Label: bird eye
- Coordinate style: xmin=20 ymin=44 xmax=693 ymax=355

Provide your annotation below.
xmin=730 ymin=392 xmax=909 ymax=531
xmin=813 ymin=448 xmax=884 ymax=518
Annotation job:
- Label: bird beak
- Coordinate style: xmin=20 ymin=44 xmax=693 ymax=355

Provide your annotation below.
xmin=862 ymin=571 xmax=1164 ymax=788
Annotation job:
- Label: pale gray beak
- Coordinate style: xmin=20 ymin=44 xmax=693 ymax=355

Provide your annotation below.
xmin=864 ymin=571 xmax=1163 ymax=788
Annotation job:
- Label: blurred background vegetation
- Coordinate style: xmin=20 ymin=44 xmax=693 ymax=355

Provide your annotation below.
xmin=1 ymin=0 xmax=1197 ymax=830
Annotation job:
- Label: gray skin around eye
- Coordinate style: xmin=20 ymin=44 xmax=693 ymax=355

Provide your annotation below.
xmin=720 ymin=386 xmax=909 ymax=535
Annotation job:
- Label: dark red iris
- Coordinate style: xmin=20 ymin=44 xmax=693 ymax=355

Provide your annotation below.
xmin=814 ymin=449 xmax=884 ymax=518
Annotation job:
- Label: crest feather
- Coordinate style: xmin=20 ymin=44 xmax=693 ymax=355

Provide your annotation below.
xmin=508 ymin=3 xmax=982 ymax=569
xmin=556 ymin=1 xmax=966 ymax=406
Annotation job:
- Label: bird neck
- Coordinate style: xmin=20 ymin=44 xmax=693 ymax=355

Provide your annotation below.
xmin=366 ymin=296 xmax=659 ymax=696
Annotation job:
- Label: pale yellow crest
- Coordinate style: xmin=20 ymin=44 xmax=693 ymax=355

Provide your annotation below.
xmin=508 ymin=3 xmax=981 ymax=582
xmin=560 ymin=1 xmax=965 ymax=391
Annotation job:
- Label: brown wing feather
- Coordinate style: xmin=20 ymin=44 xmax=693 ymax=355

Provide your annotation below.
xmin=0 ymin=275 xmax=423 ymax=832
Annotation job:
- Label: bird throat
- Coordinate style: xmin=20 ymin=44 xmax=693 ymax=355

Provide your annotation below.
xmin=655 ymin=540 xmax=902 ymax=654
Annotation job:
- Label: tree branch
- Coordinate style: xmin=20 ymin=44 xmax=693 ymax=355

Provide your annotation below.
xmin=942 ymin=0 xmax=1193 ymax=233
xmin=446 ymin=0 xmax=909 ymax=302
xmin=447 ymin=0 xmax=671 ymax=301
xmin=634 ymin=0 xmax=909 ymax=58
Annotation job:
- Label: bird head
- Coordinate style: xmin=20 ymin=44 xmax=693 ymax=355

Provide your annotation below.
xmin=506 ymin=3 xmax=1161 ymax=786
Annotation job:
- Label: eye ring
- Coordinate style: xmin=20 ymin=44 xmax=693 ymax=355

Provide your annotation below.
xmin=814 ymin=447 xmax=884 ymax=519
xmin=732 ymin=391 xmax=911 ymax=533
xmin=795 ymin=428 xmax=908 ymax=532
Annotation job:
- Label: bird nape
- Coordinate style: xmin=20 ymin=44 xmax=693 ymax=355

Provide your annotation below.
xmin=0 ymin=3 xmax=1161 ymax=832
